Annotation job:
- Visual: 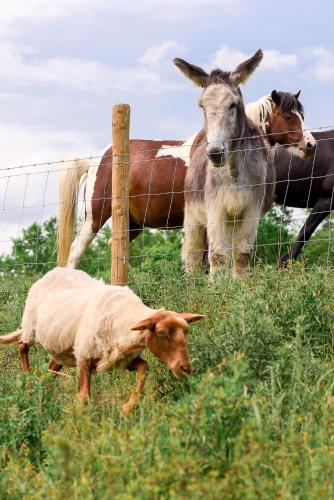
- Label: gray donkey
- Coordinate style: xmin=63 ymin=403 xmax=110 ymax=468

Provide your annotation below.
xmin=174 ymin=49 xmax=275 ymax=277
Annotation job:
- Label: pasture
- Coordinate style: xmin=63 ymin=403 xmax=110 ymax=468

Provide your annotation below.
xmin=1 ymin=263 xmax=334 ymax=498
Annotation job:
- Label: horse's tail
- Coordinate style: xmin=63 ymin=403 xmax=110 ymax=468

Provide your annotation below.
xmin=0 ymin=329 xmax=22 ymax=344
xmin=57 ymin=159 xmax=91 ymax=266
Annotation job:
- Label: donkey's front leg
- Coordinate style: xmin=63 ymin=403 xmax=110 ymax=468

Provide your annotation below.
xmin=207 ymin=210 xmax=231 ymax=275
xmin=122 ymin=358 xmax=148 ymax=413
xmin=232 ymin=208 xmax=259 ymax=277
xmin=182 ymin=203 xmax=206 ymax=274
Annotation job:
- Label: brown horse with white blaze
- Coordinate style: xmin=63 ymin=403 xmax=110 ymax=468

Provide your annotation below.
xmin=57 ymin=82 xmax=314 ymax=268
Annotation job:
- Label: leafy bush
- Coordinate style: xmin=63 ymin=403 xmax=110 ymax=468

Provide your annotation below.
xmin=1 ymin=266 xmax=334 ymax=497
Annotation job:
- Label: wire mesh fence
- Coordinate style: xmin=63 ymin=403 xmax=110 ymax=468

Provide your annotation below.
xmin=0 ymin=127 xmax=334 ymax=295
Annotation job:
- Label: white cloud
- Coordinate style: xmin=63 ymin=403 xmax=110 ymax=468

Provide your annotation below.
xmin=261 ymin=49 xmax=298 ymax=71
xmin=0 ymin=0 xmax=112 ymax=34
xmin=139 ymin=41 xmax=184 ymax=67
xmin=211 ymin=47 xmax=298 ymax=72
xmin=0 ymin=0 xmax=243 ymax=34
xmin=211 ymin=47 xmax=249 ymax=69
xmin=307 ymin=47 xmax=334 ymax=82
xmin=0 ymin=40 xmax=181 ymax=94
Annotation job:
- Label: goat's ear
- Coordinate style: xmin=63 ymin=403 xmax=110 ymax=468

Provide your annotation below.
xmin=271 ymin=89 xmax=281 ymax=105
xmin=131 ymin=317 xmax=155 ymax=331
xmin=178 ymin=313 xmax=205 ymax=324
xmin=294 ymin=90 xmax=301 ymax=100
xmin=230 ymin=49 xmax=263 ymax=85
xmin=173 ymin=58 xmax=209 ymax=88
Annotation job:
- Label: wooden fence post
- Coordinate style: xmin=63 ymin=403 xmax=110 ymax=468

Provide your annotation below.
xmin=111 ymin=103 xmax=130 ymax=285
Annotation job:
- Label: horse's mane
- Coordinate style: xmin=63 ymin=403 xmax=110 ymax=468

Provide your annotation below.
xmin=245 ymin=95 xmax=273 ymax=133
xmin=246 ymin=93 xmax=305 ymax=133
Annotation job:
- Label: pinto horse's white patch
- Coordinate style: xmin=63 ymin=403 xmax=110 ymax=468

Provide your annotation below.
xmin=156 ymin=134 xmax=198 ymax=167
xmin=292 ymin=111 xmax=316 ymax=157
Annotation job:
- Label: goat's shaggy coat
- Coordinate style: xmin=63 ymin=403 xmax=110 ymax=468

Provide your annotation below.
xmin=13 ymin=268 xmax=156 ymax=372
xmin=0 ymin=268 xmax=204 ymax=409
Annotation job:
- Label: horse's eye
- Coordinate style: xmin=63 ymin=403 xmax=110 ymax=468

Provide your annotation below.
xmin=158 ymin=330 xmax=167 ymax=336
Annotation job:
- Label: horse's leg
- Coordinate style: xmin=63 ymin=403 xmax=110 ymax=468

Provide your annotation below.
xmin=182 ymin=202 xmax=206 ymax=273
xmin=232 ymin=208 xmax=259 ymax=276
xmin=280 ymin=197 xmax=332 ymax=266
xmin=67 ymin=219 xmax=96 ymax=269
xmin=129 ymin=220 xmax=143 ymax=242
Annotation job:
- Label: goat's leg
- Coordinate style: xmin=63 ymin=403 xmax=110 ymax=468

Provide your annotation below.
xmin=280 ymin=198 xmax=332 ymax=266
xmin=19 ymin=342 xmax=30 ymax=372
xmin=78 ymin=358 xmax=92 ymax=401
xmin=48 ymin=359 xmax=63 ymax=373
xmin=122 ymin=358 xmax=148 ymax=413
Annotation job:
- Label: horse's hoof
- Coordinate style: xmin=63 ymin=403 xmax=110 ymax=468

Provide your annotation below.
xmin=279 ymin=254 xmax=292 ymax=268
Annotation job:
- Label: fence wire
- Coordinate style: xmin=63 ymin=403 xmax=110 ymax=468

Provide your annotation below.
xmin=1 ymin=128 xmax=334 ymax=316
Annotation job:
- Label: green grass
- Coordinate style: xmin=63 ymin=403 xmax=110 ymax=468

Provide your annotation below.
xmin=1 ymin=264 xmax=334 ymax=498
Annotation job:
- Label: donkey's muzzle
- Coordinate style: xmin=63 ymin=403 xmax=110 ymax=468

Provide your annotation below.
xmin=207 ymin=148 xmax=225 ymax=167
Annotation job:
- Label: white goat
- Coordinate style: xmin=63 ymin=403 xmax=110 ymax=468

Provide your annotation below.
xmin=0 ymin=268 xmax=204 ymax=411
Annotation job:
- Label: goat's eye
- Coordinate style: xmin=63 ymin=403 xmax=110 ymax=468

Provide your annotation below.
xmin=285 ymin=115 xmax=292 ymax=121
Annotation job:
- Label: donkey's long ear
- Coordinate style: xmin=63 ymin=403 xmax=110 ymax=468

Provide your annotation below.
xmin=178 ymin=313 xmax=205 ymax=324
xmin=230 ymin=49 xmax=263 ymax=85
xmin=173 ymin=58 xmax=209 ymax=87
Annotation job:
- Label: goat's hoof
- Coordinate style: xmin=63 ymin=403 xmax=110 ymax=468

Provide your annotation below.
xmin=122 ymin=401 xmax=136 ymax=414
xmin=79 ymin=394 xmax=90 ymax=404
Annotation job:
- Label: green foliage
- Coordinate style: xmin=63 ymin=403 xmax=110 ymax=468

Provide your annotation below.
xmin=303 ymin=220 xmax=334 ymax=266
xmin=3 ymin=212 xmax=334 ymax=496
xmin=255 ymin=205 xmax=293 ymax=264
xmin=0 ymin=218 xmax=58 ymax=276
xmin=1 ymin=266 xmax=334 ymax=497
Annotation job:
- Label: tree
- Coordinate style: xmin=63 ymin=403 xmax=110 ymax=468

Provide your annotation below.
xmin=0 ymin=207 xmax=304 ymax=278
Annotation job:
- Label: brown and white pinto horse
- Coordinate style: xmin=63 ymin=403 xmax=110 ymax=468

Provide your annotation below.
xmin=58 ymin=91 xmax=314 ymax=268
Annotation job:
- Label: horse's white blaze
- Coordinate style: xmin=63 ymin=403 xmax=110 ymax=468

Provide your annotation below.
xmin=156 ymin=134 xmax=198 ymax=166
xmin=292 ymin=111 xmax=316 ymax=157
xmin=293 ymin=111 xmax=316 ymax=148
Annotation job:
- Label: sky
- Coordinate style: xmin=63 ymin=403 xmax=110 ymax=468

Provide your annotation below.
xmin=1 ymin=0 xmax=334 ymax=252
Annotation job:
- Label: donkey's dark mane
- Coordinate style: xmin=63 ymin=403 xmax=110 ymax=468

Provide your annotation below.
xmin=275 ymin=91 xmax=304 ymax=119
xmin=206 ymin=69 xmax=231 ymax=86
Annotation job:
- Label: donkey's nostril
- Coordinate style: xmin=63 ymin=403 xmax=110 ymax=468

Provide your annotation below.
xmin=181 ymin=364 xmax=192 ymax=374
xmin=207 ymin=148 xmax=223 ymax=164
